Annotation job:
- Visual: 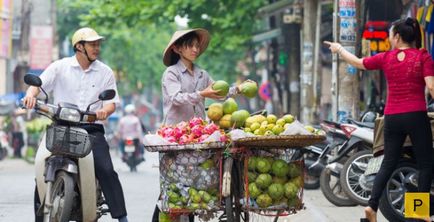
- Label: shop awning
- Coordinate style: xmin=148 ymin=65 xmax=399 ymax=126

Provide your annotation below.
xmin=252 ymin=28 xmax=282 ymax=43
xmin=257 ymin=0 xmax=296 ymax=18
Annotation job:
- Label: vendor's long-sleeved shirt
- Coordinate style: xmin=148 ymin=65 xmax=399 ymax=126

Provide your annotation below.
xmin=162 ymin=60 xmax=237 ymax=125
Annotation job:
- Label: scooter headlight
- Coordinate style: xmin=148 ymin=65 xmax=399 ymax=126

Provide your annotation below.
xmin=58 ymin=107 xmax=81 ymax=122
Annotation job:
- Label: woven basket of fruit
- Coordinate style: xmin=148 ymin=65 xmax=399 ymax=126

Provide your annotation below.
xmin=144 ymin=117 xmax=230 ymax=152
xmin=243 ymin=148 xmax=304 ymax=215
xmin=144 ymin=141 xmax=228 ymax=153
xmin=159 ymin=149 xmax=223 ymax=216
xmin=233 ymin=134 xmax=325 ymax=148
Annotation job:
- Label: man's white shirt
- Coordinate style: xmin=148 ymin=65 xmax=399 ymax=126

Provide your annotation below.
xmin=39 ymin=56 xmax=120 ymax=112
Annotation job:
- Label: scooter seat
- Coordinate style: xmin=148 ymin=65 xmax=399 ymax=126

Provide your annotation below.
xmin=348 ymin=119 xmax=374 ymax=129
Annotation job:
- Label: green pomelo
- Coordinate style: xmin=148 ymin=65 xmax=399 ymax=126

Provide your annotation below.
xmin=200 ymin=159 xmax=215 ymax=170
xmin=272 ymin=176 xmax=288 ymax=185
xmin=222 ymin=98 xmax=238 ymax=114
xmin=256 ymin=193 xmax=273 ymax=208
xmin=231 ymin=109 xmax=250 ymax=128
xmin=248 ymin=156 xmax=258 ymax=171
xmin=272 ymin=159 xmax=290 ymax=178
xmin=288 ymin=163 xmax=301 ymax=179
xmin=284 ymin=182 xmax=299 ymax=199
xmin=256 ymin=158 xmax=271 ymax=173
xmin=267 ymin=183 xmax=284 ymax=201
xmin=255 ymin=173 xmax=272 ymax=189
xmin=207 ymin=103 xmax=223 ymax=121
xmin=248 ymin=182 xmax=262 ymax=198
xmin=219 ymin=114 xmax=232 ymax=129
xmin=248 ymin=171 xmax=258 ymax=183
xmin=240 ymin=81 xmax=258 ymax=98
xmin=212 ymin=80 xmax=230 ymax=96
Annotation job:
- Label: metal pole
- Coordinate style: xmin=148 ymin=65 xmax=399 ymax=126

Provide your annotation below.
xmin=331 ymin=0 xmax=339 ymax=121
xmin=313 ymin=1 xmax=323 ymax=123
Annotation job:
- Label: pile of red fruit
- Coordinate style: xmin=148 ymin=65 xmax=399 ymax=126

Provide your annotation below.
xmin=157 ymin=117 xmax=229 ymax=145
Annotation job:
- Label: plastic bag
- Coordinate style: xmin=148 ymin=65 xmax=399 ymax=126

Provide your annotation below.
xmin=281 ymin=120 xmax=312 ymax=135
xmin=143 ymin=134 xmax=175 ymax=146
xmin=228 ymin=129 xmax=255 ymax=140
xmin=201 ymin=130 xmax=221 ymax=143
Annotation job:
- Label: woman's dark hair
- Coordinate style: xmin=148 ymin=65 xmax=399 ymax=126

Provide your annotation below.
xmin=391 ymin=17 xmax=422 ymax=48
xmin=170 ymin=32 xmax=200 ymax=65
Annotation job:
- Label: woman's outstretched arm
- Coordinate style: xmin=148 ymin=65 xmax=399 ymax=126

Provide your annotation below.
xmin=324 ymin=41 xmax=366 ymax=70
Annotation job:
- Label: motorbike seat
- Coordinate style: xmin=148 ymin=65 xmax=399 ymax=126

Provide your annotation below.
xmin=323 ymin=120 xmax=341 ymax=128
xmin=348 ymin=119 xmax=374 ymax=129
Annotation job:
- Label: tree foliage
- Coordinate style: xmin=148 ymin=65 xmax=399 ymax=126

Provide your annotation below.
xmin=56 ymin=0 xmax=267 ymax=95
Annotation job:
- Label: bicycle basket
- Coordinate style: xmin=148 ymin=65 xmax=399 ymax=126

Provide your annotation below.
xmin=46 ymin=125 xmax=94 ymax=158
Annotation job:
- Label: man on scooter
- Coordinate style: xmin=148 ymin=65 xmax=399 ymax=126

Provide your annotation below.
xmin=22 ymin=27 xmax=129 ymax=222
xmin=118 ymin=104 xmax=144 ymax=161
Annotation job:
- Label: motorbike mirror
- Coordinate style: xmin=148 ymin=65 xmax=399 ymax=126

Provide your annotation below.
xmin=24 ymin=74 xmax=42 ymax=87
xmin=98 ymin=89 xmax=116 ymax=101
xmin=86 ymin=89 xmax=116 ymax=112
xmin=24 ymin=74 xmax=49 ymax=104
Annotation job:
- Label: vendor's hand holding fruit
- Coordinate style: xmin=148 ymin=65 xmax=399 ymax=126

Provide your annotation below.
xmin=238 ymin=79 xmax=258 ymax=98
xmin=200 ymin=84 xmax=225 ymax=100
xmin=236 ymin=79 xmax=255 ymax=93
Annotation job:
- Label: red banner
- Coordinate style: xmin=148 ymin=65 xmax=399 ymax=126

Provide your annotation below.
xmin=29 ymin=25 xmax=53 ymax=70
xmin=0 ymin=0 xmax=12 ymax=58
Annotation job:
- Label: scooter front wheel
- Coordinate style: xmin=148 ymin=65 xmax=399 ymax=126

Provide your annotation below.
xmin=340 ymin=150 xmax=372 ymax=206
xmin=320 ymin=168 xmax=357 ymax=206
xmin=49 ymin=171 xmax=75 ymax=222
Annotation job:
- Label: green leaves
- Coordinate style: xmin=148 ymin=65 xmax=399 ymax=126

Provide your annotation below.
xmin=56 ymin=0 xmax=267 ymax=95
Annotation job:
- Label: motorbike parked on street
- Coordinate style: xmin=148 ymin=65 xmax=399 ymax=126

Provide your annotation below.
xmin=24 ymin=74 xmax=114 ymax=222
xmin=318 ymin=114 xmax=374 ymax=207
xmin=122 ymin=137 xmax=144 ymax=172
xmin=303 ymin=139 xmax=329 ymax=189
xmin=338 ymin=118 xmax=374 ymax=206
xmin=317 ymin=119 xmax=357 ymax=206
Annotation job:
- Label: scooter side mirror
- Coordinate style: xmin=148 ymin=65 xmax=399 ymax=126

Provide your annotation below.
xmin=86 ymin=89 xmax=116 ymax=112
xmin=24 ymin=74 xmax=49 ymax=104
xmin=98 ymin=89 xmax=116 ymax=101
xmin=24 ymin=74 xmax=42 ymax=87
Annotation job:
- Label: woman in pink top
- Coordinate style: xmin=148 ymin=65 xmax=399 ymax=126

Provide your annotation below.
xmin=325 ymin=17 xmax=434 ymax=222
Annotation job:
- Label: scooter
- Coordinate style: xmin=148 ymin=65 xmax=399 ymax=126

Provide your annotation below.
xmin=316 ymin=119 xmax=358 ymax=206
xmin=24 ymin=74 xmax=114 ymax=222
xmin=338 ymin=119 xmax=374 ymax=206
xmin=303 ymin=140 xmax=329 ymax=189
xmin=122 ymin=137 xmax=143 ymax=172
xmin=319 ymin=114 xmax=374 ymax=206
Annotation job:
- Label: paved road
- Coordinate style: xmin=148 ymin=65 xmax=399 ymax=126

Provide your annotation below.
xmin=0 ymin=150 xmax=387 ymax=222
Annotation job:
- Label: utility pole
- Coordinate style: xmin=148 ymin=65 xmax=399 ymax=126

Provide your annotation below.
xmin=333 ymin=0 xmax=360 ymax=122
xmin=281 ymin=2 xmax=302 ymax=117
xmin=300 ymin=0 xmax=317 ymax=123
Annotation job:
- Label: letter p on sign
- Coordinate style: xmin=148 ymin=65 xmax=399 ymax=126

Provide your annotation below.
xmin=405 ymin=192 xmax=429 ymax=219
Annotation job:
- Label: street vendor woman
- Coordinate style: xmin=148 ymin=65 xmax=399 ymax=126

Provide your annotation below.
xmin=152 ymin=28 xmax=248 ymax=221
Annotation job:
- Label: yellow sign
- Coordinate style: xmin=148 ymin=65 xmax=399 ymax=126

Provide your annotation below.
xmin=404 ymin=192 xmax=429 ymax=219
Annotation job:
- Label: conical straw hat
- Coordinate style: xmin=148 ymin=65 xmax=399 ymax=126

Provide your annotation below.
xmin=163 ymin=28 xmax=210 ymax=66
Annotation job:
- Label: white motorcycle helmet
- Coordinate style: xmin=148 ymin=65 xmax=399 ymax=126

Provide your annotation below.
xmin=124 ymin=104 xmax=136 ymax=114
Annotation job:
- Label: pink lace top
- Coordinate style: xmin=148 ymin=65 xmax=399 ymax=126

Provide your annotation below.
xmin=363 ymin=48 xmax=434 ymax=115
